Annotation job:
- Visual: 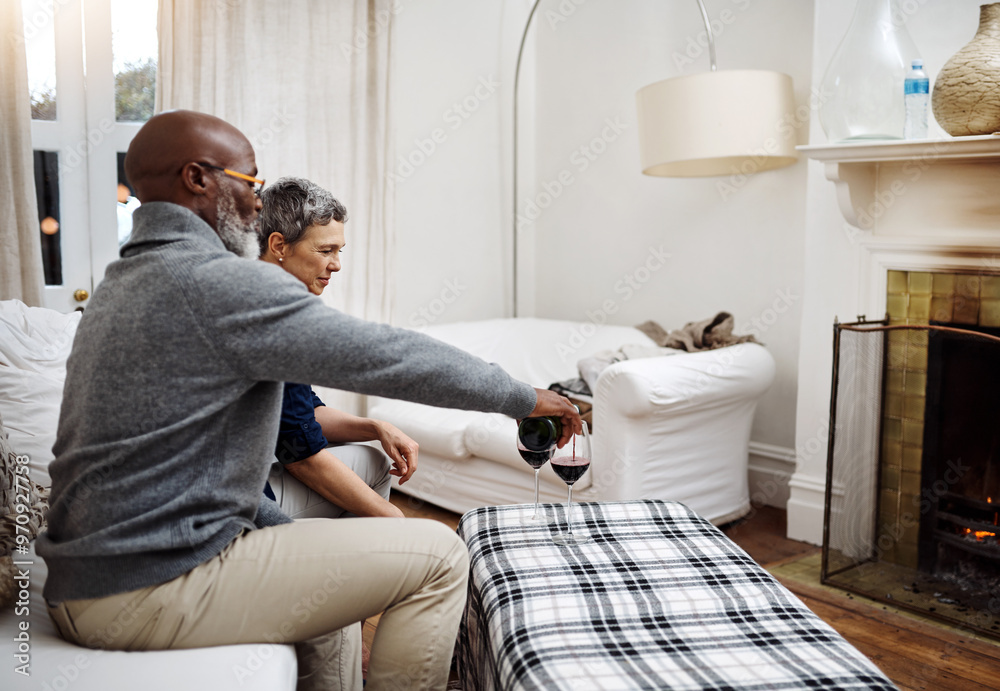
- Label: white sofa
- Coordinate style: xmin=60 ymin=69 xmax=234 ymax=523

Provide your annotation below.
xmin=369 ymin=318 xmax=776 ymax=525
xmin=0 ymin=300 xmax=296 ymax=691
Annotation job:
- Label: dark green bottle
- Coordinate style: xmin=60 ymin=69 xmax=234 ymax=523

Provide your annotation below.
xmin=517 ymin=416 xmax=562 ymax=452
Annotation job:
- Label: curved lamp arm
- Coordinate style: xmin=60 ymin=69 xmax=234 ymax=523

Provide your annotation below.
xmin=512 ymin=0 xmax=716 ymax=316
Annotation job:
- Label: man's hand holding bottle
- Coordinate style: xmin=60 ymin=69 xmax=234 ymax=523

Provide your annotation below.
xmin=527 ymin=388 xmax=582 ymax=448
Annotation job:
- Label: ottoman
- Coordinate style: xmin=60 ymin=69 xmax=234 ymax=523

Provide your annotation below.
xmin=456 ymin=500 xmax=894 ymax=690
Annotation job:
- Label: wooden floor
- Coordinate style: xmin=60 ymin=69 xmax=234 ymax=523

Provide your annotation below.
xmin=370 ymin=493 xmax=1000 ymax=690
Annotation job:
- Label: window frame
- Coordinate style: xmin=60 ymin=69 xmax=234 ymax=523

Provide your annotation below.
xmin=30 ymin=0 xmax=148 ymax=312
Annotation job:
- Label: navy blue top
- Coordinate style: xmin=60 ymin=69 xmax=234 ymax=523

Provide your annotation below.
xmin=275 ymin=382 xmax=328 ymax=465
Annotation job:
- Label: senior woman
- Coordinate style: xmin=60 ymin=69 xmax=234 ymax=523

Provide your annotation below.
xmin=258 ymin=177 xmax=415 ymax=520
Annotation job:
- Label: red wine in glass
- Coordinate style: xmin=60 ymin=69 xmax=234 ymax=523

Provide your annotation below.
xmin=550 ymin=456 xmax=590 ymax=484
xmin=518 ymin=448 xmax=552 ymax=469
xmin=516 ymin=434 xmax=554 ymax=525
xmin=551 ymin=422 xmax=591 ymax=546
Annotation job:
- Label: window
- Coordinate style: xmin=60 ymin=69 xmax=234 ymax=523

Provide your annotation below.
xmin=113 ymin=0 xmax=157 ymax=123
xmin=22 ymin=0 xmax=57 ymax=120
xmin=33 ymin=151 xmax=61 ymax=284
xmin=23 ymin=0 xmax=158 ymax=311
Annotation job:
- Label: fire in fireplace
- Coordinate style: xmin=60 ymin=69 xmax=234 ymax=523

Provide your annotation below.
xmin=919 ymin=322 xmax=1000 ymax=586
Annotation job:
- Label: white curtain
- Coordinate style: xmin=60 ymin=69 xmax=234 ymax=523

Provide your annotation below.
xmin=157 ymin=0 xmax=395 ymax=412
xmin=0 ymin=0 xmax=45 ymax=306
xmin=157 ymin=0 xmax=394 ymax=321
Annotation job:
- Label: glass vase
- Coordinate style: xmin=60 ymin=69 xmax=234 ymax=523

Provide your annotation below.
xmin=819 ymin=0 xmax=921 ymax=142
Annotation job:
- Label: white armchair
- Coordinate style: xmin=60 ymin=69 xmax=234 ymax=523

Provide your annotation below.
xmin=368 ymin=318 xmax=775 ymax=524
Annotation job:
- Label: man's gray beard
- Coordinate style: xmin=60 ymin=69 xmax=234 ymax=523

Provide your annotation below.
xmin=216 ymin=189 xmax=260 ymax=259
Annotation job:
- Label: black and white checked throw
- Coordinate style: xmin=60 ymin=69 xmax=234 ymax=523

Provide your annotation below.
xmin=456 ymin=500 xmax=896 ymax=691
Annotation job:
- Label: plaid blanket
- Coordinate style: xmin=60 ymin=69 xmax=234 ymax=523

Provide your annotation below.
xmin=457 ymin=500 xmax=895 ymax=691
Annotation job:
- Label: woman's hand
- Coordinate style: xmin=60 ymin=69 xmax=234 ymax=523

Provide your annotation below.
xmin=374 ymin=420 xmax=420 ymax=484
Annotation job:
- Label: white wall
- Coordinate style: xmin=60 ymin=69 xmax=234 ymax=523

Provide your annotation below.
xmin=391 ymin=0 xmax=533 ymax=329
xmin=789 ymin=0 xmax=989 ymax=544
xmin=527 ymin=0 xmax=815 ymax=503
xmin=392 ymin=1 xmax=990 ymax=526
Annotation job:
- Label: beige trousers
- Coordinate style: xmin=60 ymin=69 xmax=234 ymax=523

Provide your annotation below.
xmin=48 ymin=517 xmax=469 ymax=691
xmin=266 ymin=443 xmax=396 ymax=688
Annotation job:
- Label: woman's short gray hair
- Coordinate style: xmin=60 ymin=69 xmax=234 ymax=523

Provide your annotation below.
xmin=258 ymin=177 xmax=348 ymax=254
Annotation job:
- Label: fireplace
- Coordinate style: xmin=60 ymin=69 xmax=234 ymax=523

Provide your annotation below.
xmin=822 ymin=270 xmax=1000 ymax=640
xmin=919 ymin=322 xmax=1000 ymax=585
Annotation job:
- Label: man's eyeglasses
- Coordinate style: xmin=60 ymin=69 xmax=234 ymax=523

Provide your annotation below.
xmin=196 ymin=162 xmax=266 ymax=197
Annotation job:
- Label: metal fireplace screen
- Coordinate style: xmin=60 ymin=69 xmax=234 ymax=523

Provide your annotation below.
xmin=823 ymin=320 xmax=886 ymax=577
xmin=822 ymin=319 xmax=1000 ymax=639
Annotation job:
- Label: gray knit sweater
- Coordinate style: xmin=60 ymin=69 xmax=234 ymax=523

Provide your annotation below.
xmin=36 ymin=202 xmax=536 ymax=602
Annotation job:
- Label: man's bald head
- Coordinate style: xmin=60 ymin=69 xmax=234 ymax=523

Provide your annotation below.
xmin=125 ymin=110 xmax=254 ymax=201
xmin=124 ymin=110 xmax=262 ymax=241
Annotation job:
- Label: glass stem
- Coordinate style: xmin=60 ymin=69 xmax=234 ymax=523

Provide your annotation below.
xmin=566 ymin=484 xmax=574 ymax=536
xmin=532 ymin=468 xmax=540 ymax=518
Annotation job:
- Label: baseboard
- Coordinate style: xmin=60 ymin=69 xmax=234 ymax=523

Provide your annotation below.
xmin=786 ymin=473 xmax=828 ymax=545
xmin=747 ymin=441 xmax=796 ymax=510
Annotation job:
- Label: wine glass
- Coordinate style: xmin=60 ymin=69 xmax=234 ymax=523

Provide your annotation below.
xmin=518 ymin=437 xmax=554 ymax=524
xmin=551 ymin=421 xmax=591 ymax=545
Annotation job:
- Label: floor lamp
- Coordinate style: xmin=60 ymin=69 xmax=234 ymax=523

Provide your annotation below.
xmin=511 ymin=0 xmax=798 ymax=316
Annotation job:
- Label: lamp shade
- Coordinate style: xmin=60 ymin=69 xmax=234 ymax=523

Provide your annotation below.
xmin=636 ymin=69 xmax=798 ymax=177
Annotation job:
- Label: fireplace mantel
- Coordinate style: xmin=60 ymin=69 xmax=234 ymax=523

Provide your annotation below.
xmin=798 ymin=136 xmax=1000 ymax=233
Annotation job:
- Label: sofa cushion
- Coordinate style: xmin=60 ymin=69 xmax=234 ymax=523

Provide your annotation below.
xmin=418 ymin=318 xmax=656 ymax=386
xmin=368 ymin=398 xmax=479 ymax=461
xmin=462 ymin=412 xmax=521 ymax=469
xmin=371 ymin=319 xmax=650 ymax=488
xmin=0 ymin=300 xmax=80 ymax=488
xmin=0 ymin=541 xmax=297 ymax=691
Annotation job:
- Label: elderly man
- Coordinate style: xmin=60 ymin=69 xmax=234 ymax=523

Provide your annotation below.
xmin=36 ymin=110 xmax=580 ymax=691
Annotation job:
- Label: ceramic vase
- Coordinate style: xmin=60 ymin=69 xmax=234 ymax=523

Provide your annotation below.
xmin=933 ymin=3 xmax=1000 ymax=136
xmin=819 ymin=0 xmax=920 ymax=142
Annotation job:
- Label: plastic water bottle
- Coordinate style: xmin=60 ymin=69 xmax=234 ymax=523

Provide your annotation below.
xmin=904 ymin=59 xmax=929 ymax=139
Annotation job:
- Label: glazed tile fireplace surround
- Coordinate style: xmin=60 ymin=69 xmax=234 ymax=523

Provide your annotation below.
xmin=796 ymin=137 xmax=1000 ymax=637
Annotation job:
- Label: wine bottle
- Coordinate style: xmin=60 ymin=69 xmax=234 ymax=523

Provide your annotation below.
xmin=517 ymin=416 xmax=562 ymax=452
